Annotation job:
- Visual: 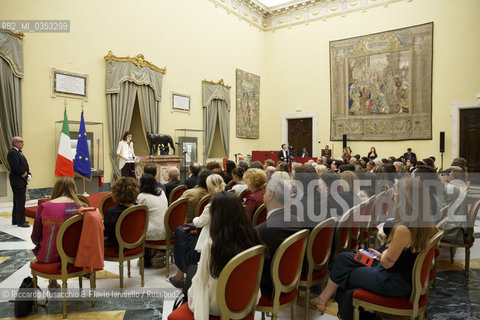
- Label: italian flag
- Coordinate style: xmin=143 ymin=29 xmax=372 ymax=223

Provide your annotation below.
xmin=55 ymin=110 xmax=74 ymax=177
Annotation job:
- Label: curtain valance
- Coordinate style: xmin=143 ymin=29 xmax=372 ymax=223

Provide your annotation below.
xmin=202 ymin=79 xmax=231 ymax=110
xmin=105 ymin=51 xmax=165 ymax=101
xmin=0 ymin=30 xmax=24 ymax=78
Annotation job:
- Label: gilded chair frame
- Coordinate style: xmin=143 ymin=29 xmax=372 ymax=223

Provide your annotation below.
xmin=238 ymin=188 xmax=251 ymax=200
xmin=217 ymin=245 xmax=266 ymax=319
xmin=440 ymin=198 xmax=480 ymax=278
xmin=353 ymin=230 xmax=444 ymax=320
xmin=145 ymin=198 xmax=188 ymax=277
xmin=256 ymin=229 xmax=309 ymax=320
xmin=98 ymin=192 xmax=117 ymax=218
xmin=194 ymin=194 xmax=211 ymax=218
xmin=169 ymin=184 xmax=187 ymax=204
xmin=76 ymin=194 xmax=91 ymax=207
xmin=299 ymin=217 xmax=336 ymax=320
xmin=334 ymin=205 xmax=358 ymax=256
xmin=31 ymin=214 xmax=95 ymax=319
xmin=252 ymin=204 xmax=267 ymax=227
xmin=104 ymin=204 xmax=148 ymax=288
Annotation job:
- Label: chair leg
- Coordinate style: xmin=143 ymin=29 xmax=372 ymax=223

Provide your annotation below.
xmin=128 ymin=260 xmax=131 ymax=278
xmin=140 ymin=256 xmax=145 ymax=287
xmin=418 ymin=311 xmax=425 ymax=320
xmin=353 ymin=306 xmax=360 ymax=320
xmin=291 ymin=301 xmax=296 ymax=320
xmin=165 ymin=249 xmax=170 ymax=278
xmin=90 ymin=272 xmax=96 ymax=307
xmin=62 ymin=280 xmax=68 ymax=319
xmin=32 ymin=275 xmax=38 ymax=311
xmin=304 ymin=287 xmax=310 ymax=320
xmin=449 ymin=247 xmax=456 ymax=264
xmin=465 ymin=247 xmax=470 ymax=278
xmin=79 ymin=275 xmax=83 ymax=290
xmin=119 ymin=262 xmax=124 ymax=289
xmin=261 ymin=312 xmax=265 ymax=320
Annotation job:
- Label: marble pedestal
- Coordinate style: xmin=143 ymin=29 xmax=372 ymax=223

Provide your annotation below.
xmin=135 ymin=155 xmax=182 ymax=184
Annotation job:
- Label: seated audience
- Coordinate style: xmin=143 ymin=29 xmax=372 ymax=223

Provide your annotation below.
xmin=224 ymin=160 xmax=236 ymax=184
xmin=311 ymin=177 xmax=435 ymax=320
xmin=104 ymin=177 xmax=139 ymax=247
xmin=231 ymin=167 xmax=248 ymax=196
xmin=276 ymin=161 xmax=289 ymax=173
xmin=250 ymin=161 xmax=264 ymax=169
xmin=265 ymin=166 xmax=277 ymax=182
xmin=143 ymin=164 xmax=165 ymax=193
xmin=315 ymin=164 xmax=328 ymax=175
xmin=184 ymin=162 xmax=201 ymax=189
xmin=205 ymin=161 xmax=221 ymax=171
xmin=31 ymin=176 xmax=86 ymax=289
xmin=264 ymin=159 xmax=275 ymax=169
xmin=188 ymin=192 xmax=262 ymax=318
xmin=165 ymin=167 xmax=182 ymax=200
xmin=271 ymin=171 xmax=290 ymax=181
xmin=257 ymin=179 xmax=301 ymax=298
xmin=181 ymin=170 xmax=212 ymax=222
xmin=331 ymin=159 xmax=343 ymax=172
xmin=406 ymin=157 xmax=417 ymax=173
xmin=238 ymin=160 xmax=249 ymax=172
xmin=243 ymin=168 xmax=267 ymax=219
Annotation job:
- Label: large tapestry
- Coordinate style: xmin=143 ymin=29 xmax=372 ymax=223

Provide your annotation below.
xmin=330 ymin=23 xmax=433 ymax=141
xmin=236 ymin=69 xmax=260 ymax=139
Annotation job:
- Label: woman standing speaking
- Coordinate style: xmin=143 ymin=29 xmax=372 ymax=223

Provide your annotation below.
xmin=117 ymin=131 xmax=136 ymax=178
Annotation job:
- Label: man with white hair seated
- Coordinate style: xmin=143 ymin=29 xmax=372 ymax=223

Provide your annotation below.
xmin=265 ymin=166 xmax=277 ymax=182
xmin=164 ymin=166 xmax=182 ymax=200
xmin=257 ymin=179 xmax=301 ymax=298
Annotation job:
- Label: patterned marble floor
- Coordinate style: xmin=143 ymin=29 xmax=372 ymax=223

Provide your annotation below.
xmin=0 ymin=202 xmax=479 ymax=320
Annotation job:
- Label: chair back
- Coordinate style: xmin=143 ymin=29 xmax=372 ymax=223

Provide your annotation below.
xmin=115 ymin=205 xmax=149 ymax=251
xmin=239 ymin=188 xmax=251 ymax=202
xmin=164 ymin=198 xmax=188 ymax=241
xmin=271 ymin=229 xmax=309 ymax=302
xmin=465 ymin=198 xmax=480 ymax=242
xmin=194 ymin=194 xmax=211 ymax=218
xmin=99 ymin=192 xmax=119 ymax=218
xmin=217 ymin=245 xmax=266 ymax=319
xmin=252 ymin=204 xmax=267 ymax=227
xmin=410 ymin=230 xmax=444 ymax=315
xmin=335 ymin=206 xmax=356 ymax=255
xmin=169 ymin=185 xmax=187 ymax=204
xmin=306 ymin=218 xmax=336 ymax=278
xmin=76 ymin=194 xmax=91 ymax=207
xmin=56 ymin=214 xmax=84 ymax=266
xmin=227 ymin=180 xmax=237 ymax=189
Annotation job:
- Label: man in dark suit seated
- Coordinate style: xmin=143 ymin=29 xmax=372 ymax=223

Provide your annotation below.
xmin=164 ymin=166 xmax=182 ymax=200
xmin=301 ymin=147 xmax=309 ymax=158
xmin=257 ymin=178 xmax=301 ymax=298
xmin=403 ymin=148 xmax=417 ymax=160
xmin=184 ymin=162 xmax=200 ymax=189
xmin=278 ymin=144 xmax=289 ymax=162
xmin=7 ymin=136 xmax=31 ymax=227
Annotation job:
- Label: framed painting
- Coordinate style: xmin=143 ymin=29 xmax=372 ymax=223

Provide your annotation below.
xmin=172 ymin=92 xmax=190 ymax=112
xmin=50 ymin=68 xmax=88 ymax=100
xmin=330 ymin=22 xmax=433 ymax=141
xmin=236 ymin=69 xmax=260 ymax=139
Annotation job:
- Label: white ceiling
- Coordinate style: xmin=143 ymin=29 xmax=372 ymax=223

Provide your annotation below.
xmin=256 ymin=0 xmax=305 ymax=9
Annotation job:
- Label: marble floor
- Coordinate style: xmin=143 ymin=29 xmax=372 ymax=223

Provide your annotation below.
xmin=0 ymin=200 xmax=479 ymax=320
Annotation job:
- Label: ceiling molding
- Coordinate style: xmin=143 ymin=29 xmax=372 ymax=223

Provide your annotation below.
xmin=209 ymin=0 xmax=408 ymax=31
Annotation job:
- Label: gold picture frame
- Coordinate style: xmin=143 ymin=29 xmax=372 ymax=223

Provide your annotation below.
xmin=50 ymin=68 xmax=88 ymax=100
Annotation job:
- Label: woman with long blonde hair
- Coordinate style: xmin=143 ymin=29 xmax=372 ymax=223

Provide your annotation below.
xmin=311 ymin=177 xmax=435 ymax=320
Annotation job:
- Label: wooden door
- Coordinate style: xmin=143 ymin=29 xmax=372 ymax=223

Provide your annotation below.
xmin=287 ymin=118 xmax=312 ymax=157
xmin=460 ymin=109 xmax=480 ymax=178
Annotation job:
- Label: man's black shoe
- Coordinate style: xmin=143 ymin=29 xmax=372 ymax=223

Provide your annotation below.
xmin=18 ymin=223 xmax=30 ymax=228
xmin=169 ymin=277 xmax=185 ymax=289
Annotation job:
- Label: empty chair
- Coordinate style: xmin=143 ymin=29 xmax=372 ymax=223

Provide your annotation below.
xmin=169 ymin=184 xmax=187 ymax=204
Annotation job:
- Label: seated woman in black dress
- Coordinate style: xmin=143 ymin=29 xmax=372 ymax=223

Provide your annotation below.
xmin=311 ymin=177 xmax=435 ymax=320
xmin=104 ymin=177 xmax=139 ymax=247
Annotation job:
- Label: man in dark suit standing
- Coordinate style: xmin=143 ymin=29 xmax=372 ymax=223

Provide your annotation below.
xmin=278 ymin=144 xmax=289 ymax=162
xmin=257 ymin=178 xmax=301 ymax=298
xmin=7 ymin=136 xmax=31 ymax=227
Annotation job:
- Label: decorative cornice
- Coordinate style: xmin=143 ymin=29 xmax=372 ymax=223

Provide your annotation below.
xmin=104 ymin=51 xmax=166 ymax=74
xmin=202 ymin=79 xmax=231 ymax=89
xmin=0 ymin=29 xmax=25 ymax=39
xmin=209 ymin=0 xmax=407 ymax=31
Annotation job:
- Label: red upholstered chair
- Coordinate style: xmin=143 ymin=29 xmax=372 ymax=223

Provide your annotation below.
xmin=30 ymin=214 xmax=95 ymax=319
xmin=98 ymin=192 xmax=119 ymax=218
xmin=104 ymin=205 xmax=148 ymax=288
xmin=334 ymin=205 xmax=360 ymax=257
xmin=430 ymin=210 xmax=449 ymax=288
xmin=194 ymin=194 xmax=211 ymax=218
xmin=168 ymin=245 xmax=266 ymax=320
xmin=239 ymin=188 xmax=251 ymax=202
xmin=352 ymin=230 xmax=444 ymax=320
xmin=252 ymin=204 xmax=267 ymax=227
xmin=299 ymin=218 xmax=336 ymax=320
xmin=256 ymin=229 xmax=309 ymax=320
xmin=359 ymin=195 xmax=376 ymax=249
xmin=145 ymin=198 xmax=188 ymax=277
xmin=440 ymin=198 xmax=480 ymax=278
xmin=169 ymin=184 xmax=187 ymax=204
xmin=227 ymin=180 xmax=237 ymax=189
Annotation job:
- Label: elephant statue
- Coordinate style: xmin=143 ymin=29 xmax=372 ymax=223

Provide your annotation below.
xmin=146 ymin=132 xmax=176 ymax=155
